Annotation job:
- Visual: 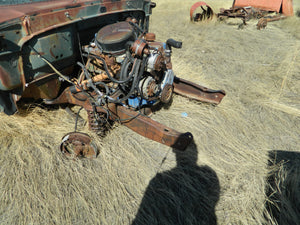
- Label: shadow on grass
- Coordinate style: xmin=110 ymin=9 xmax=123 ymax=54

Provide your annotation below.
xmin=265 ymin=150 xmax=300 ymax=225
xmin=132 ymin=142 xmax=220 ymax=225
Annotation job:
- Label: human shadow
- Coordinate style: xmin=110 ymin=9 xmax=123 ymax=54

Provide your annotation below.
xmin=265 ymin=150 xmax=300 ymax=225
xmin=132 ymin=142 xmax=220 ymax=225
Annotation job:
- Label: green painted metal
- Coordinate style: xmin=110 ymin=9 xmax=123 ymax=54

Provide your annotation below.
xmin=23 ymin=26 xmax=75 ymax=81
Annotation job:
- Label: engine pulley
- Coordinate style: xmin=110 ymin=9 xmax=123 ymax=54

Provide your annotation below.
xmin=139 ymin=76 xmax=158 ymax=99
xmin=161 ymin=84 xmax=173 ymax=104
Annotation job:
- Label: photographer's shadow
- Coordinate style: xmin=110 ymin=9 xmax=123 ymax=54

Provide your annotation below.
xmin=132 ymin=142 xmax=220 ymax=225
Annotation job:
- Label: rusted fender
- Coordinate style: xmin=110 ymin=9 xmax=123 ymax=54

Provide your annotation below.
xmin=173 ymin=77 xmax=226 ymax=105
xmin=190 ymin=1 xmax=214 ymax=21
xmin=233 ymin=0 xmax=294 ymax=16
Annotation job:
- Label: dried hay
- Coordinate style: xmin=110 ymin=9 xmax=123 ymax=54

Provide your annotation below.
xmin=0 ymin=0 xmax=299 ymax=224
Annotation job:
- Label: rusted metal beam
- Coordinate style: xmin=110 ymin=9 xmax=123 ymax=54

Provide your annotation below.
xmin=107 ymin=104 xmax=194 ymax=151
xmin=44 ymin=86 xmax=95 ymax=110
xmin=173 ymin=77 xmax=226 ymax=105
xmin=257 ymin=15 xmax=287 ymax=30
xmin=45 ymin=87 xmax=194 ymax=150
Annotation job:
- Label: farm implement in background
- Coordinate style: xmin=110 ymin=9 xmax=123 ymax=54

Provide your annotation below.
xmin=0 ymin=0 xmax=225 ymax=158
xmin=190 ymin=0 xmax=294 ymax=29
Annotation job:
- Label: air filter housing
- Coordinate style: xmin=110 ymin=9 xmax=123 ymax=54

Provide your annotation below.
xmin=96 ymin=21 xmax=137 ymax=55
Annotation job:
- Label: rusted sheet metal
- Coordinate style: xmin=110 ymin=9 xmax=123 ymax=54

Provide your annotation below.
xmin=0 ymin=0 xmax=79 ymax=24
xmin=233 ymin=0 xmax=282 ymax=12
xmin=190 ymin=1 xmax=214 ymax=21
xmin=43 ymin=86 xmax=90 ymax=108
xmin=173 ymin=77 xmax=226 ymax=105
xmin=282 ymin=0 xmax=294 ymax=16
xmin=27 ymin=3 xmax=120 ymax=37
xmin=1 ymin=0 xmax=145 ymax=48
xmin=0 ymin=55 xmax=24 ymax=91
xmin=0 ymin=66 xmax=12 ymax=89
xmin=233 ymin=0 xmax=294 ymax=16
xmin=21 ymin=74 xmax=61 ymax=99
xmin=0 ymin=0 xmax=127 ymax=24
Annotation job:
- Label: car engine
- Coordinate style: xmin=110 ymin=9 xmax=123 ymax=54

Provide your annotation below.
xmin=77 ymin=19 xmax=182 ymax=113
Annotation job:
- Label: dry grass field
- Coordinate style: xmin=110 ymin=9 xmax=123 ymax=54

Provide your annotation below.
xmin=0 ymin=0 xmax=299 ymax=224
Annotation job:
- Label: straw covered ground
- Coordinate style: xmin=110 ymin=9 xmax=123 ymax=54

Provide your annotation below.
xmin=0 ymin=0 xmax=299 ymax=224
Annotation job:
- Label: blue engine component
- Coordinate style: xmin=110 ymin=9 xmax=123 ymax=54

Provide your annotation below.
xmin=128 ymin=96 xmax=156 ymax=109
